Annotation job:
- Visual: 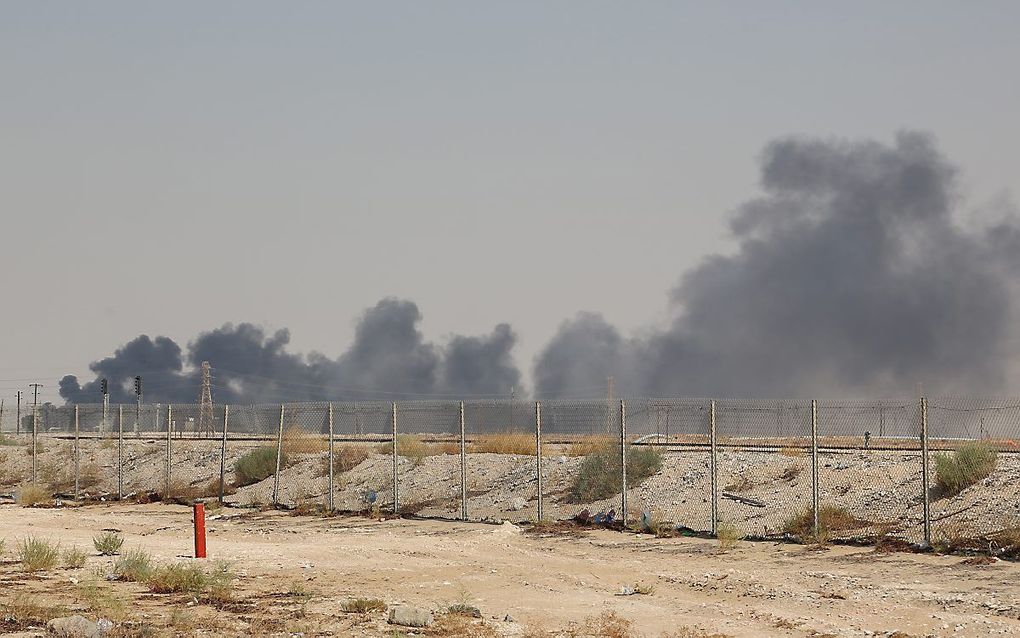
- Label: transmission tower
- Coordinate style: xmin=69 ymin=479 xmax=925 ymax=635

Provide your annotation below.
xmin=198 ymin=361 xmax=215 ymax=438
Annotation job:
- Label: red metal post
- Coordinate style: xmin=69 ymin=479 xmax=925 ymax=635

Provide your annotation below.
xmin=193 ymin=502 xmax=207 ymax=558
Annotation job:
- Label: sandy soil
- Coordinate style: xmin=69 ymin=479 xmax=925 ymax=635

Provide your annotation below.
xmin=3 ymin=503 xmax=1020 ymax=637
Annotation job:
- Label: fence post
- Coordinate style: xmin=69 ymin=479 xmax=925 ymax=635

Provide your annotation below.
xmin=811 ymin=399 xmax=819 ymax=539
xmin=535 ymin=401 xmax=543 ymax=521
xmin=391 ymin=402 xmax=399 ymax=515
xmin=327 ymin=402 xmax=335 ymax=512
xmin=620 ymin=399 xmax=627 ymax=526
xmin=921 ymin=397 xmax=931 ymax=547
xmin=710 ymin=400 xmax=718 ymax=536
xmin=219 ymin=405 xmax=230 ymax=504
xmin=117 ymin=405 xmax=124 ymax=500
xmin=31 ymin=405 xmax=38 ymax=483
xmin=460 ymin=401 xmax=467 ymax=521
xmin=273 ymin=404 xmax=285 ymax=506
xmin=74 ymin=404 xmax=80 ymax=500
xmin=165 ymin=404 xmax=173 ymax=499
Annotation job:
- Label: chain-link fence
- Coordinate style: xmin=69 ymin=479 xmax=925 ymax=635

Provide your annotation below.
xmin=5 ymin=397 xmax=1020 ymax=552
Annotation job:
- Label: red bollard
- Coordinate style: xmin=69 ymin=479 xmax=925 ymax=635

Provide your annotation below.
xmin=193 ymin=502 xmax=207 ymax=559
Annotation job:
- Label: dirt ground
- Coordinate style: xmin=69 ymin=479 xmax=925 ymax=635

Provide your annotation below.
xmin=3 ymin=503 xmax=1020 ymax=637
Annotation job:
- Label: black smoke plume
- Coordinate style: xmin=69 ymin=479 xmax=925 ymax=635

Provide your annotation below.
xmin=62 ymin=133 xmax=1020 ymax=402
xmin=60 ymin=298 xmax=522 ymax=404
xmin=534 ymin=132 xmax=1020 ymax=397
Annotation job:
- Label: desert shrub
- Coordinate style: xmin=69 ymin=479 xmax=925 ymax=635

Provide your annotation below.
xmin=93 ymin=532 xmax=124 ymax=555
xmin=782 ymin=505 xmax=859 ymax=542
xmin=0 ymin=596 xmax=69 ymax=631
xmin=147 ymin=562 xmax=208 ymax=594
xmin=377 ymin=434 xmax=436 ymax=464
xmin=62 ymin=546 xmax=88 ymax=569
xmin=18 ymin=536 xmax=60 ymax=572
xmin=319 ymin=444 xmax=371 ymax=477
xmin=716 ymin=521 xmax=740 ymax=551
xmin=0 ymin=433 xmax=19 ymax=446
xmin=436 ymin=441 xmax=461 ymax=455
xmin=340 ymin=597 xmax=387 ymax=613
xmin=76 ymin=578 xmax=127 ymax=621
xmin=114 ymin=548 xmax=154 ymax=582
xmin=570 ymin=443 xmax=662 ymax=502
xmin=234 ymin=447 xmax=286 ymax=487
xmin=935 ymin=442 xmax=998 ymax=496
xmin=205 ymin=560 xmax=236 ymax=603
xmin=469 ymin=432 xmax=534 ymax=455
xmin=17 ymin=483 xmax=50 ymax=506
xmin=282 ymin=426 xmax=326 ymax=455
xmin=0 ymin=538 xmax=4 ymax=556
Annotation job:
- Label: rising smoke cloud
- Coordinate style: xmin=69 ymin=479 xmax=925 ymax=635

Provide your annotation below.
xmin=61 ymin=132 xmax=1020 ymax=403
xmin=60 ymin=298 xmax=522 ymax=403
xmin=534 ymin=131 xmax=1020 ymax=398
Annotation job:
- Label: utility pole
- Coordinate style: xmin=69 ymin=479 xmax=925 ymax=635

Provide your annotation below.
xmin=16 ymin=391 xmax=22 ymax=435
xmin=100 ymin=378 xmax=109 ymax=433
xmin=134 ymin=376 xmax=143 ymax=437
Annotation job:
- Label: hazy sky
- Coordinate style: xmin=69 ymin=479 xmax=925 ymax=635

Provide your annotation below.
xmin=2 ymin=2 xmax=1018 ymax=403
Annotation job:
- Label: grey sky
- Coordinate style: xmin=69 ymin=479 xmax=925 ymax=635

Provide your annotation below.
xmin=2 ymin=2 xmax=1018 ymax=403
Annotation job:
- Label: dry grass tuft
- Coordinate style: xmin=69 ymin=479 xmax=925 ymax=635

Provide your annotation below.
xmin=62 ymin=545 xmax=88 ymax=568
xmin=17 ymin=483 xmax=50 ymax=506
xmin=93 ymin=531 xmax=124 ymax=555
xmin=783 ymin=505 xmax=861 ymax=543
xmin=469 ymin=432 xmax=534 ymax=455
xmin=0 ymin=596 xmax=69 ymax=631
xmin=319 ymin=444 xmax=372 ymax=476
xmin=935 ymin=442 xmax=997 ymax=496
xmin=716 ymin=521 xmax=740 ymax=552
xmin=282 ymin=426 xmax=326 ymax=455
xmin=18 ymin=536 xmax=60 ymax=572
xmin=378 ymin=434 xmax=439 ymax=465
xmin=114 ymin=548 xmax=154 ymax=582
xmin=428 ymin=611 xmax=500 ymax=637
xmin=340 ymin=597 xmax=387 ymax=613
xmin=566 ymin=610 xmax=634 ymax=638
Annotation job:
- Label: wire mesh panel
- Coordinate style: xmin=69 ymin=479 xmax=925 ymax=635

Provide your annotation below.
xmin=67 ymin=404 xmax=115 ymax=498
xmin=628 ymin=398 xmax=712 ymax=535
xmin=817 ymin=400 xmax=922 ymax=543
xmin=715 ymin=400 xmax=812 ymax=539
xmin=927 ymin=397 xmax=1020 ymax=551
xmin=393 ymin=401 xmax=461 ymax=519
xmin=326 ymin=402 xmax=392 ymax=513
xmin=539 ymin=400 xmax=621 ymax=523
xmin=463 ymin=400 xmax=537 ymax=523
xmin=269 ymin=402 xmax=330 ymax=509
xmin=223 ymin=404 xmax=285 ymax=507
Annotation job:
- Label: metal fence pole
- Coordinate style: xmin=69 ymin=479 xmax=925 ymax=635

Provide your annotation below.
xmin=710 ymin=399 xmax=718 ymax=536
xmin=811 ymin=399 xmax=819 ymax=539
xmin=117 ymin=405 xmax=124 ymax=500
xmin=620 ymin=399 xmax=627 ymax=526
xmin=391 ymin=402 xmax=399 ymax=515
xmin=31 ymin=405 xmax=38 ymax=484
xmin=921 ymin=396 xmax=931 ymax=547
xmin=165 ymin=404 xmax=172 ymax=499
xmin=74 ymin=404 xmax=80 ymax=500
xmin=460 ymin=401 xmax=467 ymax=521
xmin=219 ymin=405 xmax=230 ymax=504
xmin=273 ymin=404 xmax=285 ymax=506
xmin=327 ymin=402 xmax=335 ymax=512
xmin=535 ymin=401 xmax=543 ymax=521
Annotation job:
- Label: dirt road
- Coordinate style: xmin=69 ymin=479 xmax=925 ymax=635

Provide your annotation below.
xmin=2 ymin=503 xmax=1020 ymax=637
